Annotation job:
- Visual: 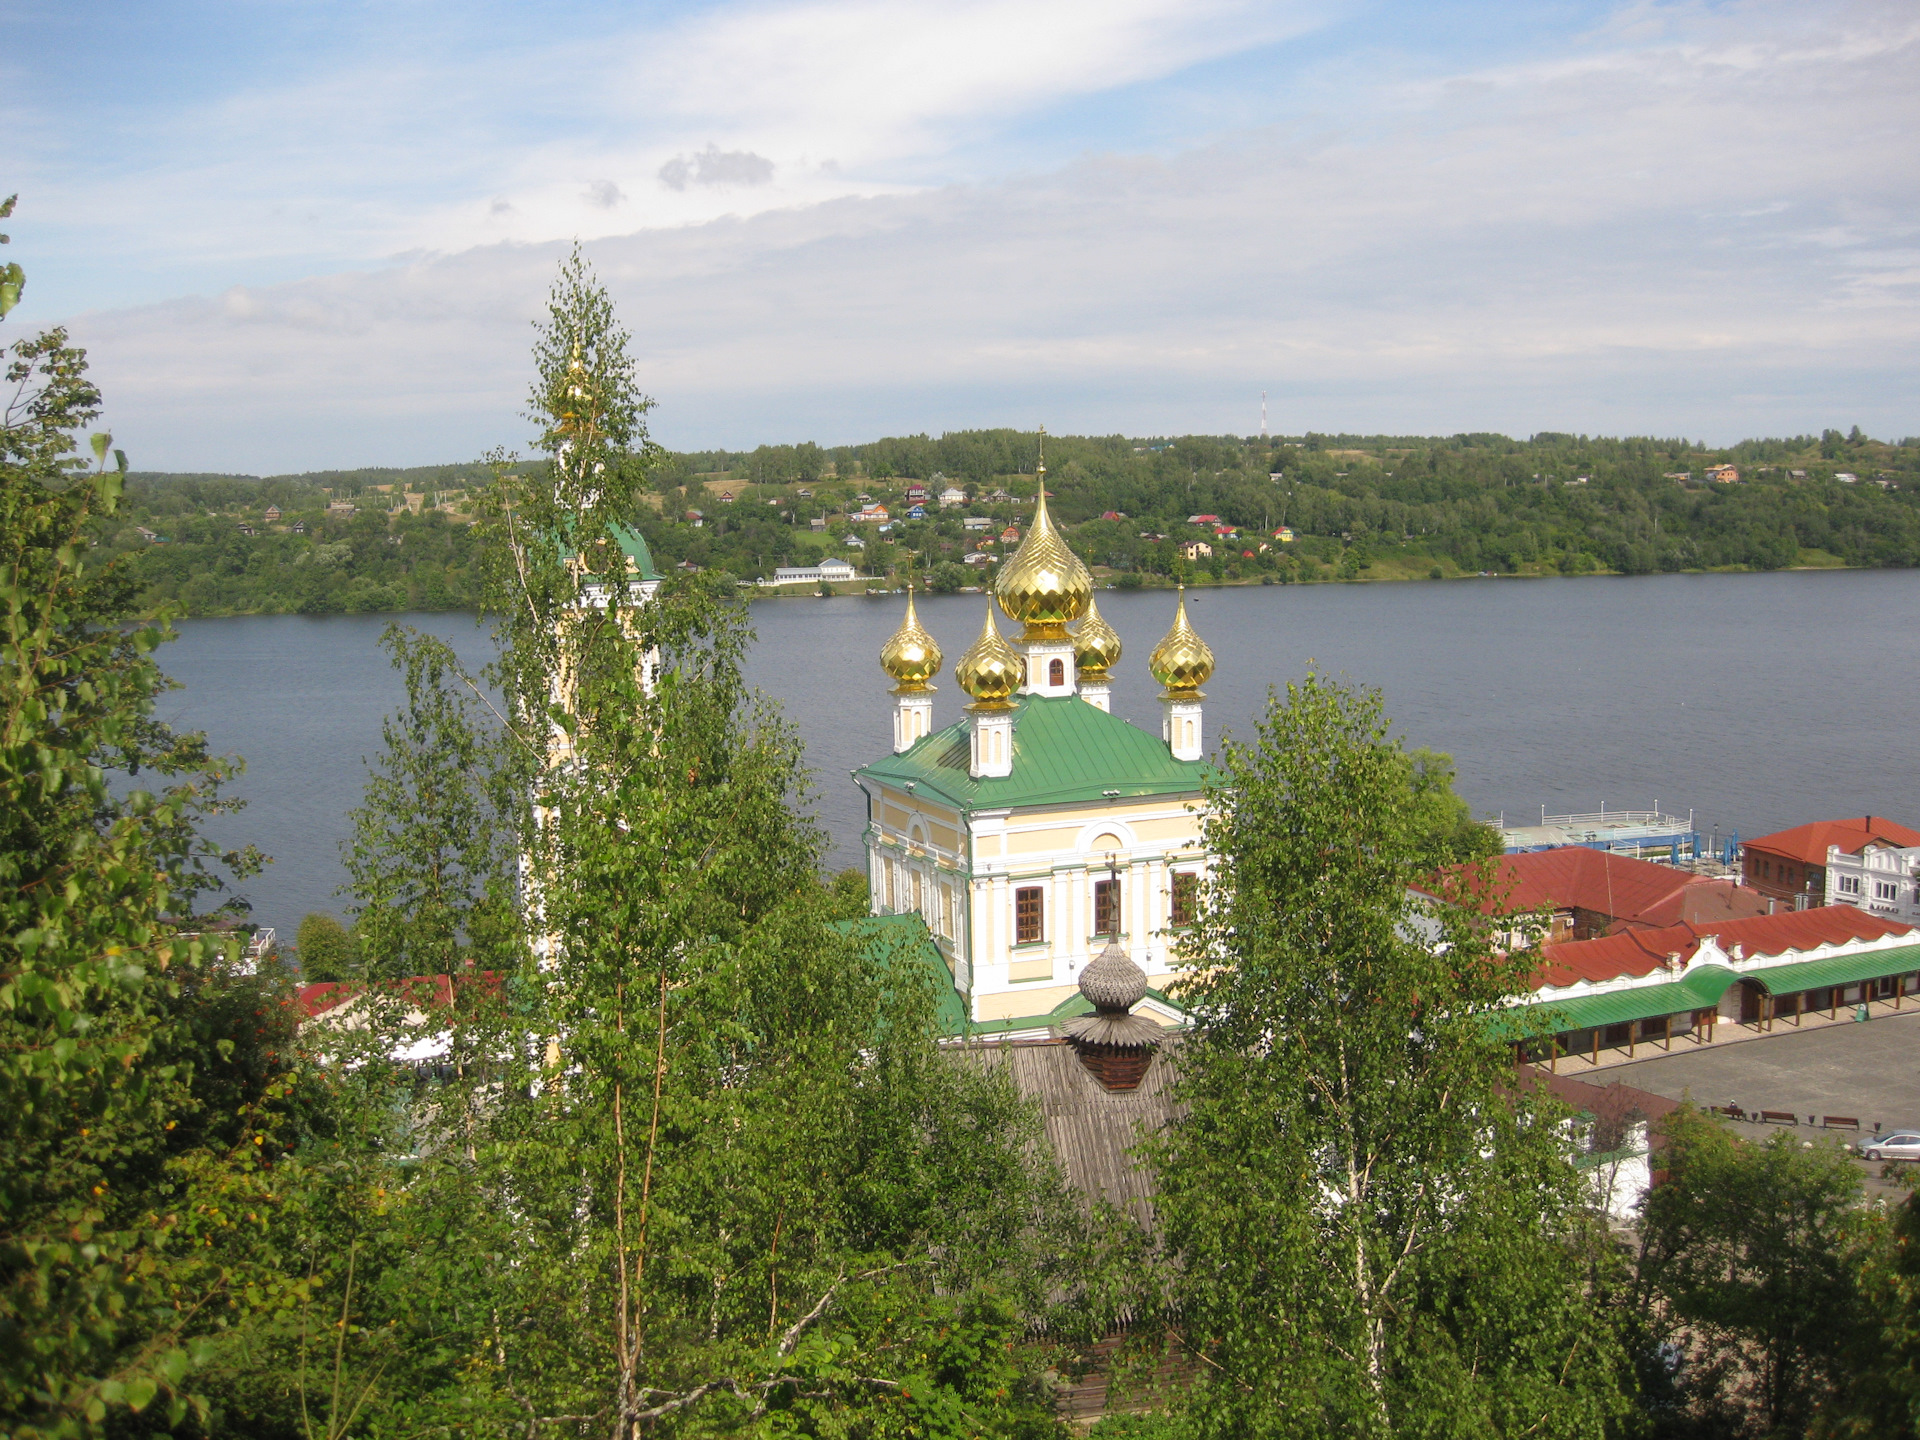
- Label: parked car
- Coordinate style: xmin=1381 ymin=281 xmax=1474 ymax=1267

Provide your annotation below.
xmin=1857 ymin=1132 xmax=1920 ymax=1162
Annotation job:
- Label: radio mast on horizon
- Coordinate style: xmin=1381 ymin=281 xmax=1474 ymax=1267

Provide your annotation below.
xmin=1261 ymin=391 xmax=1268 ymax=441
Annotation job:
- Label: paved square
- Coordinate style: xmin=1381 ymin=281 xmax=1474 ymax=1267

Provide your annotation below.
xmin=1605 ymin=1009 xmax=1920 ymax=1133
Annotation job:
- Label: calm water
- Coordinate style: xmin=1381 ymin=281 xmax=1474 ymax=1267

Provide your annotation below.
xmin=164 ymin=570 xmax=1920 ymax=938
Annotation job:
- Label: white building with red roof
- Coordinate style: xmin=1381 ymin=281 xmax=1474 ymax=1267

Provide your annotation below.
xmin=1825 ymin=840 xmax=1920 ymax=923
xmin=1740 ymin=814 xmax=1920 ymax=906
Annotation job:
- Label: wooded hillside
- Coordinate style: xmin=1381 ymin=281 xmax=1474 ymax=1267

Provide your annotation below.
xmin=112 ymin=427 xmax=1920 ymax=614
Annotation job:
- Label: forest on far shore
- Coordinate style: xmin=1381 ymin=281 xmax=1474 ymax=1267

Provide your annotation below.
xmin=112 ymin=426 xmax=1920 ymax=616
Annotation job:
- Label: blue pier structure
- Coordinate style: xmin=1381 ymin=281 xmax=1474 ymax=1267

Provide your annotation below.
xmin=1497 ymin=806 xmax=1739 ymax=868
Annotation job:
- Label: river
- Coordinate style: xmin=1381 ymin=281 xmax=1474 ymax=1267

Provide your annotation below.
xmin=160 ymin=569 xmax=1920 ymax=939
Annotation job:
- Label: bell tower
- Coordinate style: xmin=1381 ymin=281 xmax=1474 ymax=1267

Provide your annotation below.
xmin=1149 ymin=586 xmax=1214 ymax=763
xmin=879 ymin=584 xmax=941 ymax=753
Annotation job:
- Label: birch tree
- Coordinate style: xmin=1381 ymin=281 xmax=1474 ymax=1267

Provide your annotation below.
xmin=1147 ymin=674 xmax=1631 ymax=1439
xmin=326 ymin=250 xmax=1096 ymax=1438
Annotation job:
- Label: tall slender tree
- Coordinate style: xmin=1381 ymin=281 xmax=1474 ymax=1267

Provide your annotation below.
xmin=0 ymin=197 xmax=280 ymax=1439
xmin=340 ymin=623 xmax=517 ymax=979
xmin=278 ymin=251 xmax=1100 ymax=1438
xmin=1146 ymin=673 xmax=1631 ymax=1439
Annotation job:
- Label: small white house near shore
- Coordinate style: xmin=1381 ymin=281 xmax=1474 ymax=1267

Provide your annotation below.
xmin=766 ymin=558 xmax=859 ymax=587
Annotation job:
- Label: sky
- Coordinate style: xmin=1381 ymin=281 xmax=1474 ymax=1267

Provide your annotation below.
xmin=6 ymin=0 xmax=1917 ymax=473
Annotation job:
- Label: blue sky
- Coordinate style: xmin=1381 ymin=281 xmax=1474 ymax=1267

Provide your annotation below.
xmin=6 ymin=0 xmax=1916 ymax=471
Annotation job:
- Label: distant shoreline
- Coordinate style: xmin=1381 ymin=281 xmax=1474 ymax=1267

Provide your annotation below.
xmin=154 ymin=558 xmax=1876 ymax=620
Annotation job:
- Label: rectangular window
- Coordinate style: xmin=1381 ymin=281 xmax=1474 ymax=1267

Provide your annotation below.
xmin=1875 ymin=880 xmax=1898 ymax=901
xmin=1839 ymin=875 xmax=1862 ymax=896
xmin=1093 ymin=878 xmax=1121 ymax=937
xmin=1015 ymin=885 xmax=1045 ymax=945
xmin=1171 ymin=872 xmax=1199 ymax=928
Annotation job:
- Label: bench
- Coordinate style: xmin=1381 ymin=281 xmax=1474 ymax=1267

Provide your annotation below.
xmin=1759 ymin=1110 xmax=1799 ymax=1126
xmin=1713 ymin=1105 xmax=1746 ymax=1121
xmin=1823 ymin=1116 xmax=1861 ymax=1131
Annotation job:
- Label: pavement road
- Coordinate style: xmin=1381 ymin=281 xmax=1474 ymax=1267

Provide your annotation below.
xmin=1605 ymin=1008 xmax=1920 ymax=1130
xmin=1603 ymin=1010 xmax=1920 ymax=1200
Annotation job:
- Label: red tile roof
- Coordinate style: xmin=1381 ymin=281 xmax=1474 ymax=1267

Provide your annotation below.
xmin=1519 ymin=1065 xmax=1680 ymax=1137
xmin=296 ymin=981 xmax=356 ymax=1019
xmin=294 ymin=972 xmax=496 ymax=1021
xmin=1745 ymin=816 xmax=1920 ymax=864
xmin=1429 ymin=847 xmax=1725 ymax=924
xmin=1609 ymin=879 xmax=1770 ymax=933
xmin=1535 ymin=906 xmax=1916 ymax=988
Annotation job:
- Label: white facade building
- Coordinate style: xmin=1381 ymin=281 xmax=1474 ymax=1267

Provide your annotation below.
xmin=1826 ymin=841 xmax=1920 ymax=923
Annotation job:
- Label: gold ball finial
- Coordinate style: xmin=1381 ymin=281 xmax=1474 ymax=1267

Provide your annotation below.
xmin=995 ymin=437 xmax=1092 ymax=640
xmin=879 ymin=584 xmax=942 ymax=691
xmin=1073 ymin=592 xmax=1122 ymax=677
xmin=1149 ymin=585 xmax=1214 ymax=695
xmin=956 ymin=596 xmax=1021 ymax=710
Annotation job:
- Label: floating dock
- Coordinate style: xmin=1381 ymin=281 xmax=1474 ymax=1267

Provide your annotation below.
xmin=1498 ymin=806 xmax=1738 ymax=868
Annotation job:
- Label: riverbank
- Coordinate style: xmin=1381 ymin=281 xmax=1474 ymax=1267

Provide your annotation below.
xmin=147 ymin=551 xmax=1866 ymax=617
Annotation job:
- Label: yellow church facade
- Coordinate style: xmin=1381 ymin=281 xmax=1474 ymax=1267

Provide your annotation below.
xmin=853 ymin=460 xmax=1219 ymax=1036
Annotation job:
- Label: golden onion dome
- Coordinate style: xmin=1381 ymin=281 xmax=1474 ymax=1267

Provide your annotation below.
xmin=879 ymin=585 xmax=942 ymax=691
xmin=1148 ymin=586 xmax=1214 ymax=695
xmin=995 ymin=462 xmax=1092 ymax=639
xmin=1073 ymin=592 xmax=1122 ymax=677
xmin=955 ymin=597 xmax=1021 ymax=709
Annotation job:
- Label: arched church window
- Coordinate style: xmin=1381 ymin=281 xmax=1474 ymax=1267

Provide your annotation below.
xmin=1049 ymin=658 xmax=1064 ymax=686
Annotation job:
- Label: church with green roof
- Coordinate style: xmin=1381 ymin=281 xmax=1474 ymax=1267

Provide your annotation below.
xmin=853 ymin=462 xmax=1217 ymax=1037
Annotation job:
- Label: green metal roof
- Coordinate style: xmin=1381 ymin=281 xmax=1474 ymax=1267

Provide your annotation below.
xmin=558 ymin=521 xmax=661 ymax=581
xmin=1502 ymin=943 xmax=1920 ymax=1037
xmin=831 ymin=913 xmax=971 ymax=1036
xmin=1511 ymin=967 xmax=1741 ymax=1036
xmin=953 ymin=984 xmax=1189 ymax=1040
xmin=833 ymin=912 xmax=1190 ymax=1040
xmin=609 ymin=523 xmax=661 ymax=581
xmin=1739 ymin=942 xmax=1920 ymax=998
xmin=855 ymin=694 xmax=1211 ymax=813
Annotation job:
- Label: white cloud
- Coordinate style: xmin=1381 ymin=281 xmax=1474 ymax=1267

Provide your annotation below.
xmin=657 ymin=147 xmax=777 ymax=192
xmin=16 ymin=0 xmax=1317 ymax=314
xmin=47 ymin=0 xmax=1920 ymax=470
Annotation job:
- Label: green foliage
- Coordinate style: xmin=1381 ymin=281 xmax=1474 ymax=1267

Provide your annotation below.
xmin=1146 ymin=674 xmax=1631 ymax=1439
xmin=228 ymin=252 xmax=1096 ymax=1439
xmin=116 ymin=425 xmax=1920 ymax=607
xmin=339 ymin=623 xmax=518 ymax=979
xmin=1636 ymin=1109 xmax=1869 ymax=1436
xmin=1090 ymin=1413 xmax=1194 ymax=1439
xmin=926 ymin=561 xmax=968 ymax=594
xmin=826 ymin=865 xmax=873 ymax=920
xmin=0 ymin=204 xmax=280 ymax=1438
xmin=1815 ymin=1187 xmax=1920 ymax=1439
xmin=120 ymin=489 xmax=484 ymax=617
xmin=292 ymin=912 xmax=353 ymax=981
xmin=1399 ymin=747 xmax=1503 ymax=868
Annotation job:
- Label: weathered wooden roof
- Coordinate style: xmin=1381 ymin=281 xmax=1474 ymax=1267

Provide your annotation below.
xmin=971 ymin=1039 xmax=1183 ymax=1227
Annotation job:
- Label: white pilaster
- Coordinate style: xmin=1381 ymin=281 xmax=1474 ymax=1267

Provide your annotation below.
xmin=1065 ymin=866 xmax=1086 ymax=974
xmin=1162 ymin=693 xmax=1205 ymax=762
xmin=1020 ymin=638 xmax=1077 ymax=697
xmin=892 ymin=690 xmax=934 ymax=753
xmin=970 ymin=708 xmax=1014 ymax=778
